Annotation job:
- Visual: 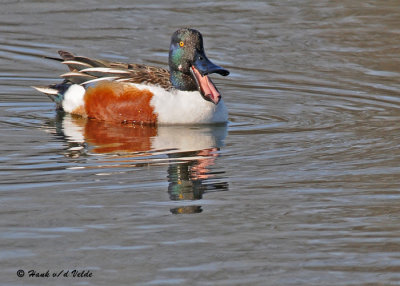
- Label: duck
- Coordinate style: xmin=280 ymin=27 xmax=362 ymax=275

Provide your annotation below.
xmin=33 ymin=28 xmax=230 ymax=125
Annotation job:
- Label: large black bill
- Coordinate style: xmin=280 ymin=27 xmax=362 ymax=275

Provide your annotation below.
xmin=193 ymin=51 xmax=230 ymax=77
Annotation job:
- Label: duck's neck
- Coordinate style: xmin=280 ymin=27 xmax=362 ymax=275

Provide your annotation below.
xmin=170 ymin=71 xmax=198 ymax=91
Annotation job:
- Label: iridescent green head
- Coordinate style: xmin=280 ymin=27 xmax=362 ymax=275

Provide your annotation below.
xmin=168 ymin=28 xmax=229 ymax=104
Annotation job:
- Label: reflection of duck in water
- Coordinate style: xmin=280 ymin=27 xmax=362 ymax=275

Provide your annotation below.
xmin=167 ymin=148 xmax=228 ymax=214
xmin=53 ymin=114 xmax=228 ymax=214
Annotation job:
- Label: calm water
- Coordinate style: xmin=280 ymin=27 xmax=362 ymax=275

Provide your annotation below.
xmin=1 ymin=1 xmax=400 ymax=285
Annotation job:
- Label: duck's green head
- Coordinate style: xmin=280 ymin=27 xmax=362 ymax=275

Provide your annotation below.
xmin=169 ymin=28 xmax=229 ymax=104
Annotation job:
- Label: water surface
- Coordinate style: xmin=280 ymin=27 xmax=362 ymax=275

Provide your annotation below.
xmin=1 ymin=1 xmax=400 ymax=285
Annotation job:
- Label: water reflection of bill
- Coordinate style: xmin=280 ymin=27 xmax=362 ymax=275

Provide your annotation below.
xmin=51 ymin=113 xmax=228 ymax=214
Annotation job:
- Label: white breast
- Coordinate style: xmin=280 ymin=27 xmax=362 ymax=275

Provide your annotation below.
xmin=131 ymin=83 xmax=228 ymax=125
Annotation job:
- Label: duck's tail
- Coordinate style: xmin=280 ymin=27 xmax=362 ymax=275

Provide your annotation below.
xmin=32 ymin=82 xmax=73 ymax=110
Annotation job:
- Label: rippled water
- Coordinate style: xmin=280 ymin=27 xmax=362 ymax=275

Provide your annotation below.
xmin=2 ymin=1 xmax=400 ymax=285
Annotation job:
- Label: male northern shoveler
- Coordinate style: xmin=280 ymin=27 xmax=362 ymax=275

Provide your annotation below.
xmin=33 ymin=28 xmax=230 ymax=125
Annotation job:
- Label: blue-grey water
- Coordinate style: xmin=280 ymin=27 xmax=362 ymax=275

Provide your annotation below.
xmin=2 ymin=1 xmax=400 ymax=285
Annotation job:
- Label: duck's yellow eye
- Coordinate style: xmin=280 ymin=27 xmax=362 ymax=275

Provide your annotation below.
xmin=179 ymin=41 xmax=184 ymax=47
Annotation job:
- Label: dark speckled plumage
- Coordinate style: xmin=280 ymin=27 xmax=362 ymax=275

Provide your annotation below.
xmin=57 ymin=50 xmax=173 ymax=90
